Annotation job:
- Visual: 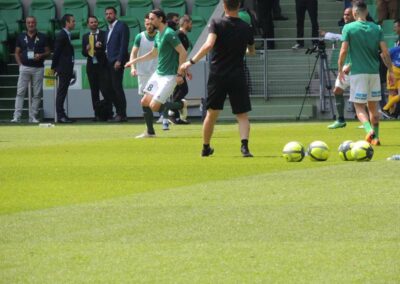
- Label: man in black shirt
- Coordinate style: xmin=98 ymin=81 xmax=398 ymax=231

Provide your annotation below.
xmin=180 ymin=0 xmax=255 ymax=157
xmin=12 ymin=16 xmax=50 ymax=123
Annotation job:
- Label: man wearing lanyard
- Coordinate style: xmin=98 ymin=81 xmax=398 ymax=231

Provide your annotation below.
xmin=82 ymin=15 xmax=112 ymax=121
xmin=51 ymin=14 xmax=76 ymax=123
xmin=11 ymin=16 xmax=50 ymax=123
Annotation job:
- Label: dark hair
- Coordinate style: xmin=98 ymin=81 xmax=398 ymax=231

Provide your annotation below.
xmin=144 ymin=13 xmax=150 ymax=20
xmin=25 ymin=16 xmax=36 ymax=22
xmin=179 ymin=15 xmax=192 ymax=26
xmin=150 ymin=9 xmax=166 ymax=24
xmin=223 ymin=0 xmax=241 ymax=11
xmin=352 ymin=0 xmax=367 ymax=12
xmin=166 ymin=12 xmax=179 ymax=21
xmin=105 ymin=6 xmax=117 ymax=14
xmin=61 ymin=14 xmax=73 ymax=28
xmin=87 ymin=15 xmax=98 ymax=23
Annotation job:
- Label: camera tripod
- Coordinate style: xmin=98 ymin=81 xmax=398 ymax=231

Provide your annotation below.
xmin=297 ymin=44 xmax=336 ymax=121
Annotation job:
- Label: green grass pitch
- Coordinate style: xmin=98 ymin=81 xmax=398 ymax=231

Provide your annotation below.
xmin=1 ymin=121 xmax=399 ymax=283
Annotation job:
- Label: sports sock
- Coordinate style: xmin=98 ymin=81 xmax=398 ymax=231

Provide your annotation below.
xmin=203 ymin=144 xmax=210 ymax=150
xmin=241 ymin=139 xmax=249 ymax=148
xmin=142 ymin=106 xmax=155 ymax=135
xmin=363 ymin=121 xmax=373 ymax=134
xmin=383 ymin=95 xmax=400 ymax=111
xmin=373 ymin=124 xmax=379 ymax=139
xmin=335 ymin=94 xmax=345 ymax=122
xmin=162 ymin=101 xmax=184 ymax=118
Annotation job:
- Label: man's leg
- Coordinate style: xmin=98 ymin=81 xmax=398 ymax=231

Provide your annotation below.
xmin=236 ymin=112 xmax=253 ymax=157
xmin=30 ymin=67 xmax=44 ymax=121
xmin=109 ymin=64 xmax=127 ymax=119
xmin=295 ymin=0 xmax=306 ymax=47
xmin=202 ymin=109 xmax=219 ymax=156
xmin=56 ymin=73 xmax=72 ymax=119
xmin=137 ymin=94 xmax=156 ymax=137
xmin=368 ymin=100 xmax=381 ymax=145
xmin=13 ymin=66 xmax=30 ymax=121
xmin=328 ymin=86 xmax=347 ymax=129
xmin=307 ymin=0 xmax=319 ymax=45
xmin=87 ymin=63 xmax=101 ymax=115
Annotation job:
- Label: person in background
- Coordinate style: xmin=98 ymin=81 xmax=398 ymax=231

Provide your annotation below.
xmin=292 ymin=0 xmax=319 ymax=49
xmin=11 ymin=16 xmax=50 ymax=123
xmin=51 ymin=14 xmax=76 ymax=123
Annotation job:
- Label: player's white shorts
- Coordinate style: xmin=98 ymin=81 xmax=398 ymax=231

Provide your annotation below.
xmin=144 ymin=72 xmax=177 ymax=104
xmin=137 ymin=75 xmax=151 ymax=96
xmin=349 ymin=74 xmax=381 ymax=104
xmin=335 ymin=74 xmax=350 ymax=90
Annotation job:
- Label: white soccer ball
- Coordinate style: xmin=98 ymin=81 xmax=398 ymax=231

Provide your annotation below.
xmin=308 ymin=141 xmax=329 ymax=161
xmin=351 ymin=140 xmax=374 ymax=161
xmin=282 ymin=141 xmax=305 ymax=162
xmin=338 ymin=140 xmax=355 ymax=161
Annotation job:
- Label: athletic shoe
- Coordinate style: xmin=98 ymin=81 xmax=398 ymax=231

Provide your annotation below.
xmin=381 ymin=109 xmax=394 ymax=119
xmin=371 ymin=138 xmax=381 ymax=146
xmin=162 ymin=119 xmax=170 ymax=131
xmin=241 ymin=146 xmax=254 ymax=157
xmin=10 ymin=117 xmax=21 ymax=123
xmin=201 ymin=147 xmax=214 ymax=157
xmin=292 ymin=43 xmax=304 ymax=49
xmin=175 ymin=118 xmax=190 ymax=125
xmin=365 ymin=131 xmax=375 ymax=143
xmin=156 ymin=115 xmax=164 ymax=124
xmin=327 ymin=120 xmax=346 ymax=129
xmin=135 ymin=132 xmax=156 ymax=139
xmin=180 ymin=99 xmax=188 ymax=121
xmin=29 ymin=117 xmax=40 ymax=123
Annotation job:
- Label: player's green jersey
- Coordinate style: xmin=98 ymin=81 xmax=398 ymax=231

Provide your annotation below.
xmin=154 ymin=26 xmax=181 ymax=76
xmin=341 ymin=21 xmax=383 ymax=75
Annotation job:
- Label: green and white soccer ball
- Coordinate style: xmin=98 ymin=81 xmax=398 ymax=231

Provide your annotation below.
xmin=308 ymin=141 xmax=329 ymax=161
xmin=282 ymin=141 xmax=305 ymax=162
xmin=351 ymin=140 xmax=374 ymax=161
xmin=338 ymin=140 xmax=355 ymax=161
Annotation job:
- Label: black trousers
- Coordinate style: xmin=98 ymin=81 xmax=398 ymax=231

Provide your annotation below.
xmin=107 ymin=62 xmax=127 ymax=117
xmin=86 ymin=61 xmax=112 ymax=113
xmin=257 ymin=0 xmax=275 ymax=49
xmin=56 ymin=72 xmax=73 ymax=119
xmin=295 ymin=0 xmax=319 ymax=46
xmin=272 ymin=0 xmax=282 ymax=17
xmin=171 ymin=78 xmax=188 ymax=118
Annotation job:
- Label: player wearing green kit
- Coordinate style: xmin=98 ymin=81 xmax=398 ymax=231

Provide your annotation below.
xmin=125 ymin=9 xmax=187 ymax=135
xmin=338 ymin=0 xmax=394 ymax=146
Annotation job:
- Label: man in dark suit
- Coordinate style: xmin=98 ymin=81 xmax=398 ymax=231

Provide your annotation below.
xmin=51 ymin=14 xmax=76 ymax=123
xmin=105 ymin=7 xmax=129 ymax=122
xmin=82 ymin=15 xmax=113 ymax=121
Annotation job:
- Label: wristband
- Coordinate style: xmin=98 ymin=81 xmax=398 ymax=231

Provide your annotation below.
xmin=189 ymin=58 xmax=196 ymax=65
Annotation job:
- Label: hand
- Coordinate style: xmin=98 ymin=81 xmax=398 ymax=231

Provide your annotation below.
xmin=130 ymin=68 xmax=137 ymax=76
xmin=319 ymin=30 xmax=326 ymax=37
xmin=114 ymin=61 xmax=121 ymax=70
xmin=176 ymin=75 xmax=184 ymax=85
xmin=179 ymin=61 xmax=192 ymax=73
xmin=33 ymin=54 xmax=41 ymax=61
xmin=86 ymin=44 xmax=91 ymax=51
xmin=338 ymin=70 xmax=346 ymax=83
xmin=343 ymin=64 xmax=351 ymax=75
xmin=186 ymin=70 xmax=192 ymax=80
xmin=95 ymin=41 xmax=102 ymax=48
xmin=388 ymin=70 xmax=395 ymax=86
xmin=124 ymin=59 xmax=135 ymax=68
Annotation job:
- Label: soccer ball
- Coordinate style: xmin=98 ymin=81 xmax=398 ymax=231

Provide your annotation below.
xmin=282 ymin=141 xmax=305 ymax=162
xmin=338 ymin=140 xmax=355 ymax=161
xmin=351 ymin=140 xmax=374 ymax=161
xmin=308 ymin=141 xmax=329 ymax=161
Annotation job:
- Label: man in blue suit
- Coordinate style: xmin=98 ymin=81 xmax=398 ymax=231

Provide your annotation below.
xmin=51 ymin=14 xmax=76 ymax=123
xmin=105 ymin=7 xmax=129 ymax=122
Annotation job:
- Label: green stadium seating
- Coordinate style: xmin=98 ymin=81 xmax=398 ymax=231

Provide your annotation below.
xmin=119 ymin=16 xmax=141 ymax=51
xmin=368 ymin=4 xmax=378 ymax=22
xmin=0 ymin=0 xmax=23 ymax=41
xmin=28 ymin=0 xmax=56 ymax=40
xmin=191 ymin=0 xmax=219 ymax=22
xmin=94 ymin=0 xmax=121 ymax=20
xmin=160 ymin=0 xmax=187 ymax=17
xmin=125 ymin=0 xmax=153 ymax=29
xmin=60 ymin=0 xmax=90 ymax=31
xmin=187 ymin=16 xmax=206 ymax=49
xmin=0 ymin=19 xmax=9 ymax=63
xmin=381 ymin=19 xmax=395 ymax=35
xmin=71 ymin=26 xmax=90 ymax=60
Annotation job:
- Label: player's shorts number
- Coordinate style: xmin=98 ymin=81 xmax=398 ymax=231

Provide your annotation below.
xmin=147 ymin=84 xmax=153 ymax=92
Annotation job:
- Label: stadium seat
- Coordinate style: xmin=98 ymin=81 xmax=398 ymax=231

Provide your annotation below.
xmin=384 ymin=36 xmax=396 ymax=48
xmin=191 ymin=0 xmax=219 ymax=22
xmin=160 ymin=0 xmax=187 ymax=17
xmin=0 ymin=0 xmax=23 ymax=41
xmin=119 ymin=16 xmax=141 ymax=51
xmin=28 ymin=0 xmax=57 ymax=40
xmin=125 ymin=0 xmax=154 ymax=29
xmin=94 ymin=0 xmax=121 ymax=20
xmin=60 ymin=0 xmax=90 ymax=32
xmin=0 ymin=19 xmax=9 ymax=64
xmin=381 ymin=19 xmax=395 ymax=35
xmin=71 ymin=26 xmax=90 ymax=60
xmin=368 ymin=4 xmax=378 ymax=22
xmin=187 ymin=16 xmax=206 ymax=49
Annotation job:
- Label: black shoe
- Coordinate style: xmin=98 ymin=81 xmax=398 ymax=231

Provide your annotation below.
xmin=58 ymin=117 xmax=74 ymax=123
xmin=273 ymin=15 xmax=288 ymax=21
xmin=110 ymin=115 xmax=127 ymax=122
xmin=175 ymin=118 xmax=190 ymax=125
xmin=241 ymin=146 xmax=253 ymax=157
xmin=201 ymin=147 xmax=214 ymax=157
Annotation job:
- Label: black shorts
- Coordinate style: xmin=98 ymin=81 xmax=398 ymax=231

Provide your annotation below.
xmin=206 ymin=72 xmax=251 ymax=114
xmin=172 ymin=78 xmax=188 ymax=102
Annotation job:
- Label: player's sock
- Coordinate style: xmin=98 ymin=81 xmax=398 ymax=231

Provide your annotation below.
xmin=335 ymin=94 xmax=345 ymax=122
xmin=383 ymin=95 xmax=400 ymax=111
xmin=363 ymin=121 xmax=373 ymax=134
xmin=162 ymin=101 xmax=184 ymax=118
xmin=241 ymin=139 xmax=249 ymax=148
xmin=373 ymin=124 xmax=379 ymax=139
xmin=142 ymin=106 xmax=155 ymax=135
